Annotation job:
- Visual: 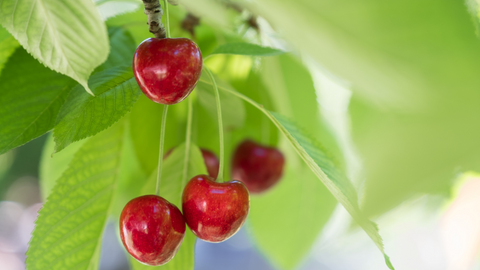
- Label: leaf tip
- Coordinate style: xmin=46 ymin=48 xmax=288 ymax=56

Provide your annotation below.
xmin=384 ymin=254 xmax=395 ymax=270
xmin=82 ymin=82 xmax=95 ymax=96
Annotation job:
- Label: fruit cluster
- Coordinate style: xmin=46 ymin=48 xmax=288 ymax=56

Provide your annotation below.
xmin=120 ymin=37 xmax=285 ymax=266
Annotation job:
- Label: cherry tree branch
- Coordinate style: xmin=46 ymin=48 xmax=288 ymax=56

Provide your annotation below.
xmin=143 ymin=0 xmax=166 ymax=38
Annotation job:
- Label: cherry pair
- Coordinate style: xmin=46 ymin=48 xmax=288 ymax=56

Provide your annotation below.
xmin=120 ymin=140 xmax=285 ymax=266
xmin=120 ymin=148 xmax=249 ymax=266
xmin=120 ymin=175 xmax=249 ymax=266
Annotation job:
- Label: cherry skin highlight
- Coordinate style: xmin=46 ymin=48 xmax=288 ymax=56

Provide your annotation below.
xmin=133 ymin=38 xmax=202 ymax=105
xmin=120 ymin=195 xmax=186 ymax=266
xmin=232 ymin=139 xmax=285 ymax=194
xmin=164 ymin=148 xmax=219 ymax=179
xmin=182 ymin=175 xmax=250 ymax=242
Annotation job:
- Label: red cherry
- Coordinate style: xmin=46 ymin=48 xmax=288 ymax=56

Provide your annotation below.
xmin=120 ymin=195 xmax=186 ymax=266
xmin=164 ymin=148 xmax=219 ymax=179
xmin=182 ymin=175 xmax=249 ymax=242
xmin=231 ymin=139 xmax=285 ymax=194
xmin=133 ymin=38 xmax=202 ymax=105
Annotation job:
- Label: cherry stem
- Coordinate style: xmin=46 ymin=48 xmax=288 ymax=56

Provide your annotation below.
xmin=163 ymin=0 xmax=171 ymax=38
xmin=259 ymin=90 xmax=270 ymax=145
xmin=181 ymin=96 xmax=193 ymax=192
xmin=205 ymin=80 xmax=272 ymax=125
xmin=156 ymin=105 xmax=169 ymax=196
xmin=142 ymin=0 xmax=166 ymax=39
xmin=204 ymin=67 xmax=225 ymax=182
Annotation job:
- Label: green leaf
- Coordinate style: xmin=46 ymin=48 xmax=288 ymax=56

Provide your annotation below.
xmin=249 ymin=163 xmax=336 ymax=270
xmin=132 ymin=143 xmax=206 ymax=270
xmin=271 ymin=112 xmax=393 ymax=269
xmin=95 ymin=27 xmax=137 ymax=72
xmin=0 ymin=27 xmax=18 ymax=76
xmin=39 ymin=134 xmax=86 ymax=201
xmin=0 ymin=0 xmax=109 ymax=95
xmin=53 ymin=66 xmax=142 ymax=152
xmin=0 ymin=47 xmax=75 ymax=155
xmin=217 ymin=86 xmax=394 ymax=269
xmin=211 ymin=42 xmax=285 ymax=57
xmin=197 ymin=72 xmax=246 ymax=131
xmin=26 ymin=121 xmax=125 ymax=270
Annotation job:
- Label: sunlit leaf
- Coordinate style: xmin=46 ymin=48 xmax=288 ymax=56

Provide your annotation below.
xmin=0 ymin=0 xmax=109 ymax=95
xmin=53 ymin=66 xmax=142 ymax=152
xmin=26 ymin=122 xmax=125 ymax=270
xmin=0 ymin=48 xmax=75 ymax=155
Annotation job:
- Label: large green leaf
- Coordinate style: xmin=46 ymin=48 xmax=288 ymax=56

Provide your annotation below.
xmin=132 ymin=143 xmax=206 ymax=270
xmin=0 ymin=0 xmax=109 ymax=95
xmin=218 ymin=86 xmax=394 ymax=269
xmin=247 ymin=0 xmax=480 ymax=216
xmin=0 ymin=27 xmax=18 ymax=75
xmin=0 ymin=47 xmax=75 ymax=155
xmin=210 ymin=42 xmax=285 ymax=57
xmin=53 ymin=66 xmax=142 ymax=152
xmin=39 ymin=134 xmax=86 ymax=201
xmin=196 ymin=72 xmax=246 ymax=131
xmin=26 ymin=121 xmax=125 ymax=270
xmin=249 ymin=163 xmax=336 ymax=270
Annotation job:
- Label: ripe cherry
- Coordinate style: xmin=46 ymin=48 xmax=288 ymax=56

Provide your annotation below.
xmin=164 ymin=148 xmax=219 ymax=179
xmin=182 ymin=175 xmax=249 ymax=242
xmin=231 ymin=139 xmax=285 ymax=194
xmin=133 ymin=38 xmax=202 ymax=105
xmin=120 ymin=195 xmax=186 ymax=266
